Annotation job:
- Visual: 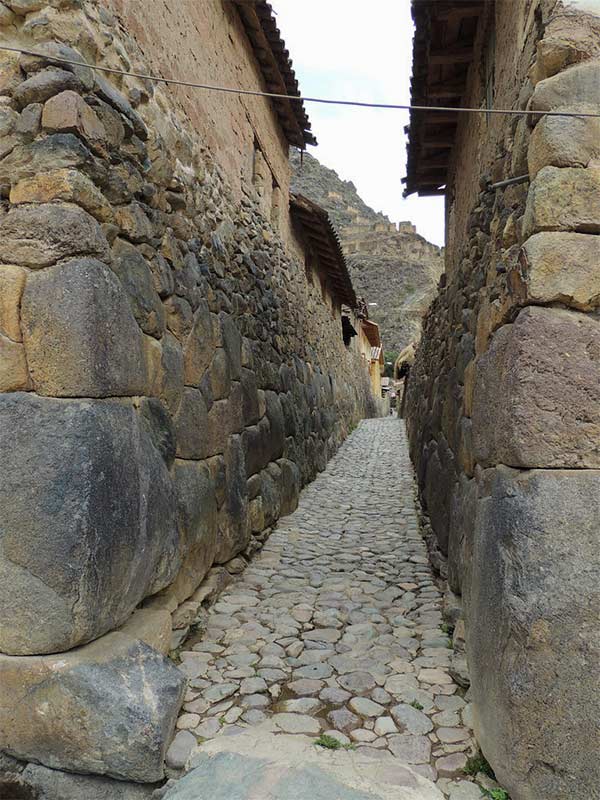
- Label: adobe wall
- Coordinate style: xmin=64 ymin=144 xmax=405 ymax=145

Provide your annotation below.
xmin=0 ymin=0 xmax=378 ymax=785
xmin=405 ymin=1 xmax=600 ymax=798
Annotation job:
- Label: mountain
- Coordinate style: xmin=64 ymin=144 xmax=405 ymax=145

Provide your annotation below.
xmin=290 ymin=150 xmax=444 ymax=355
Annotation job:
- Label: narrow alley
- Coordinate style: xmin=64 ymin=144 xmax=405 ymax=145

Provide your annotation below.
xmin=166 ymin=418 xmax=481 ymax=799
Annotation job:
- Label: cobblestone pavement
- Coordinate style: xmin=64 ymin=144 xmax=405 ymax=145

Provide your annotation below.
xmin=169 ymin=418 xmax=481 ymax=798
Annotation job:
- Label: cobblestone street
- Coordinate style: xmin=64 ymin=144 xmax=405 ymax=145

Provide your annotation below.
xmin=169 ymin=418 xmax=479 ymax=798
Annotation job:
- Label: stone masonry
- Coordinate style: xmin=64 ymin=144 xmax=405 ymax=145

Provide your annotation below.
xmin=0 ymin=0 xmax=379 ymax=787
xmin=405 ymin=2 xmax=600 ymax=798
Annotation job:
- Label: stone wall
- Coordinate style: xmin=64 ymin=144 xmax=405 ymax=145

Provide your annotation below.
xmin=405 ymin=2 xmax=600 ymax=798
xmin=0 ymin=0 xmax=378 ymax=785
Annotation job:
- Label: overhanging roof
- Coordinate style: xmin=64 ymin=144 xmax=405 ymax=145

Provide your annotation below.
xmin=403 ymin=0 xmax=484 ymax=197
xmin=232 ymin=0 xmax=317 ymax=148
xmin=361 ymin=319 xmax=382 ymax=349
xmin=290 ymin=193 xmax=357 ymax=308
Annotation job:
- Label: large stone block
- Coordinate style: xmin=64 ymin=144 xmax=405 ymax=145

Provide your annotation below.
xmin=171 ymin=460 xmax=218 ymax=604
xmin=512 ymin=231 xmax=600 ymax=310
xmin=528 ymin=105 xmax=600 ymax=177
xmin=422 ymin=437 xmax=456 ymax=555
xmin=0 ymin=264 xmax=26 ymax=341
xmin=163 ymin=726 xmax=443 ymax=800
xmin=10 ymin=168 xmax=113 ymax=222
xmin=19 ymin=763 xmax=157 ymax=800
xmin=469 ymin=466 xmax=600 ymax=800
xmin=154 ymin=332 xmax=184 ymax=415
xmin=0 ymin=202 xmax=109 ymax=267
xmin=0 ymin=393 xmax=179 ymax=654
xmin=41 ymin=90 xmax=107 ymax=154
xmin=522 ymin=166 xmax=600 ymax=238
xmin=472 ymin=306 xmax=600 ymax=468
xmin=0 ymin=333 xmax=29 ymax=391
xmin=530 ymin=60 xmax=600 ymax=115
xmin=183 ymin=300 xmax=221 ymax=385
xmin=12 ymin=68 xmax=84 ymax=108
xmin=111 ymin=239 xmax=165 ymax=338
xmin=173 ymin=388 xmax=209 ymax=460
xmin=0 ymin=632 xmax=185 ymax=782
xmin=21 ymin=257 xmax=150 ymax=397
xmin=0 ymin=134 xmax=106 ymax=190
xmin=215 ymin=435 xmax=250 ymax=563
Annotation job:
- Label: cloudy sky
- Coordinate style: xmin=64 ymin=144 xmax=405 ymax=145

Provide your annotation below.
xmin=272 ymin=0 xmax=445 ymax=247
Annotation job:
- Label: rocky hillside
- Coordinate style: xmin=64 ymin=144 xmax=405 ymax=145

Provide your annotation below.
xmin=291 ymin=151 xmax=444 ymax=353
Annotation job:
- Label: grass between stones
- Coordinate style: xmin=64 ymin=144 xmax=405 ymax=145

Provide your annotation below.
xmin=314 ymin=734 xmax=355 ymax=751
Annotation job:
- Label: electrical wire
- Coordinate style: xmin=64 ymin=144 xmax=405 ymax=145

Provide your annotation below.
xmin=2 ymin=44 xmax=600 ymax=120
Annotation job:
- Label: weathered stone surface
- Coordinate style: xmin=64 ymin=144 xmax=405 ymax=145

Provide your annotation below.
xmin=166 ymin=730 xmax=197 ymax=771
xmin=0 ymin=264 xmax=24 ymax=342
xmin=111 ymin=238 xmax=165 ymax=337
xmin=95 ymin=74 xmax=148 ymax=141
xmin=528 ymin=105 xmax=600 ymax=177
xmin=473 ymin=306 xmax=600 ymax=468
xmin=139 ymin=396 xmax=176 ymax=468
xmin=201 ymin=348 xmax=231 ymax=401
xmin=12 ymin=68 xmax=84 ymax=108
xmin=155 ymin=332 xmax=184 ymax=415
xmin=20 ymin=763 xmax=158 ymax=800
xmin=510 ymin=231 xmax=600 ymax=312
xmin=0 ymin=333 xmax=29 ymax=391
xmin=171 ymin=460 xmax=218 ymax=603
xmin=523 ymin=166 xmax=600 ymax=237
xmin=173 ymin=388 xmax=209 ymax=459
xmin=0 ymin=632 xmax=185 ymax=782
xmin=530 ymin=60 xmax=600 ymax=116
xmin=20 ymin=42 xmax=95 ymax=91
xmin=115 ymin=202 xmax=154 ymax=244
xmin=215 ymin=434 xmax=250 ymax=562
xmin=117 ymin=607 xmax=173 ymax=655
xmin=183 ymin=300 xmax=220 ymax=385
xmin=470 ymin=465 xmax=600 ymax=800
xmin=42 ymin=90 xmax=106 ymax=153
xmin=0 ymin=393 xmax=179 ymax=654
xmin=0 ymin=203 xmax=109 ymax=267
xmin=533 ymin=10 xmax=600 ymax=80
xmin=0 ymin=133 xmax=106 ymax=187
xmin=10 ymin=168 xmax=113 ymax=222
xmin=21 ymin=257 xmax=150 ymax=397
xmin=165 ymin=726 xmax=443 ymax=799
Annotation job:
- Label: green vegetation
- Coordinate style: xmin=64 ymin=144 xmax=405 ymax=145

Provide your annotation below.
xmin=315 ymin=734 xmax=342 ymax=750
xmin=383 ymin=350 xmax=398 ymax=378
xmin=409 ymin=699 xmax=424 ymax=711
xmin=481 ymin=790 xmax=510 ymax=800
xmin=314 ymin=734 xmax=355 ymax=751
xmin=465 ymin=752 xmax=495 ymax=779
xmin=440 ymin=622 xmax=454 ymax=636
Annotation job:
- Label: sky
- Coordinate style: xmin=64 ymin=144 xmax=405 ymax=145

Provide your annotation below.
xmin=272 ymin=0 xmax=446 ymax=247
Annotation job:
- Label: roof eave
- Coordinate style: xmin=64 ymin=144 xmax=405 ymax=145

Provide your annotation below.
xmin=232 ymin=0 xmax=317 ymax=148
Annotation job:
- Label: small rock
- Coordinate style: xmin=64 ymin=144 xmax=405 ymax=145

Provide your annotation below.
xmin=194 ymin=718 xmax=221 ymax=739
xmin=348 ymin=697 xmax=384 ymax=717
xmin=272 ymin=713 xmax=321 ymax=735
xmin=374 ymin=716 xmax=398 ymax=736
xmin=165 ymin=730 xmax=196 ymax=770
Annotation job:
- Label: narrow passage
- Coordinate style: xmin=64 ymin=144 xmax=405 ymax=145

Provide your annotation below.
xmin=171 ymin=418 xmax=476 ymax=795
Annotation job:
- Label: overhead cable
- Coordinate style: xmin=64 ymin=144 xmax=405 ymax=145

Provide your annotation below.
xmin=2 ymin=44 xmax=600 ymax=120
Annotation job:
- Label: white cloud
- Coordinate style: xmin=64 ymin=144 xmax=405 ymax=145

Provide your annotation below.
xmin=272 ymin=0 xmax=446 ymax=247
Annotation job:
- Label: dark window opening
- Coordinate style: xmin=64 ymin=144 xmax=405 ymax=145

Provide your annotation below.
xmin=342 ymin=315 xmax=357 ymax=348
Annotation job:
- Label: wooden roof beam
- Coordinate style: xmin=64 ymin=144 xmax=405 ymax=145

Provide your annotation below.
xmin=429 ymin=47 xmax=474 ymax=65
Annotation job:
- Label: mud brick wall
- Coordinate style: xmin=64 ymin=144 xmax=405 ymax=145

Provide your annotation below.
xmin=405 ymin=2 xmax=600 ymax=798
xmin=0 ymin=0 xmax=378 ymax=784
